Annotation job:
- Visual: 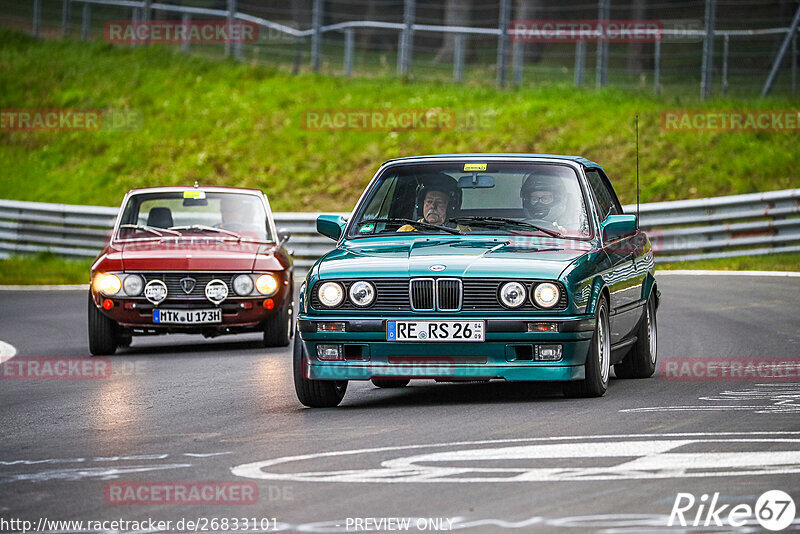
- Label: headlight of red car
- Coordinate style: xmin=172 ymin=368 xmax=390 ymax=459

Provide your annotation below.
xmin=92 ymin=273 xmax=121 ymax=295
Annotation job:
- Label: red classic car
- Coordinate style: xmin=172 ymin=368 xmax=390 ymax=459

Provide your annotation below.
xmin=88 ymin=186 xmax=294 ymax=355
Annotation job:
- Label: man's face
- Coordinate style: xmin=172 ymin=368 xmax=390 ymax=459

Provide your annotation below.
xmin=527 ymin=189 xmax=555 ymax=207
xmin=423 ymin=190 xmax=449 ymax=225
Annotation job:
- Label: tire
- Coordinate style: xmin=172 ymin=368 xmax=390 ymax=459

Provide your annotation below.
xmin=117 ymin=334 xmax=132 ymax=348
xmin=293 ymin=332 xmax=347 ymax=408
xmin=263 ymin=305 xmax=292 ymax=347
xmin=88 ymin=293 xmax=118 ymax=356
xmin=614 ymin=295 xmax=657 ymax=379
xmin=563 ymin=296 xmax=610 ymax=398
xmin=371 ymin=378 xmax=410 ymax=388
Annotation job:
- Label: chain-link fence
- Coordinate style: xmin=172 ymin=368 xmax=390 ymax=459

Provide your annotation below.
xmin=0 ymin=0 xmax=798 ymax=97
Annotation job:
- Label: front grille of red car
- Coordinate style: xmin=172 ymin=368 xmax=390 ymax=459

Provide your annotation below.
xmin=310 ymin=278 xmax=567 ymax=312
xmin=135 ymin=273 xmax=242 ymax=301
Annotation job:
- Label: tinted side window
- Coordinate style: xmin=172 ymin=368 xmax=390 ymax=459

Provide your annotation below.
xmin=585 ymin=169 xmax=619 ymax=219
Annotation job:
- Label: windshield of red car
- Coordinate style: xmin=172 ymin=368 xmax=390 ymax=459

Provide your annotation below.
xmin=349 ymin=162 xmax=593 ymax=239
xmin=116 ymin=191 xmax=271 ymax=242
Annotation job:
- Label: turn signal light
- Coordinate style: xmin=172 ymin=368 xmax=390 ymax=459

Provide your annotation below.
xmin=317 ymin=322 xmax=346 ymax=332
xmin=263 ymin=299 xmax=275 ymax=309
xmin=102 ymin=299 xmax=114 ymax=310
xmin=528 ymin=322 xmax=559 ymax=332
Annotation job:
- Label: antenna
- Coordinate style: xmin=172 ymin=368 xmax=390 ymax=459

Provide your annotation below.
xmin=635 ymin=113 xmax=640 ymax=230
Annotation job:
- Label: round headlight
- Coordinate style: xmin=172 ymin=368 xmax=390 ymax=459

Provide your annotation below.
xmin=348 ymin=281 xmax=375 ymax=307
xmin=255 ymin=274 xmax=279 ymax=296
xmin=122 ymin=274 xmax=143 ymax=296
xmin=92 ymin=273 xmax=121 ymax=295
xmin=233 ymin=274 xmax=254 ymax=296
xmin=318 ymin=281 xmax=344 ymax=307
xmin=500 ymin=282 xmax=526 ymax=308
xmin=533 ymin=282 xmax=560 ymax=308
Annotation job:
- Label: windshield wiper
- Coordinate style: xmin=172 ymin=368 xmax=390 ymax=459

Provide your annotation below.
xmin=450 ymin=216 xmax=562 ymax=238
xmin=170 ymin=224 xmax=242 ymax=240
xmin=118 ymin=224 xmax=182 ymax=237
xmin=359 ymin=218 xmax=462 ymax=235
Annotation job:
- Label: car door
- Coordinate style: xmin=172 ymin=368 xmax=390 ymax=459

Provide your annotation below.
xmin=585 ymin=168 xmax=643 ymax=344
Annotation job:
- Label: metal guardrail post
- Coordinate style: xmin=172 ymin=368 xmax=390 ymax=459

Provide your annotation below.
xmin=453 ymin=34 xmax=464 ymax=83
xmin=512 ymin=39 xmax=523 ymax=87
xmin=761 ymin=3 xmax=800 ymax=97
xmin=311 ymin=0 xmax=322 ymax=72
xmin=596 ymin=0 xmax=609 ymax=87
xmin=653 ymin=40 xmax=661 ymax=94
xmin=344 ymin=28 xmax=354 ymax=77
xmin=496 ymin=0 xmax=510 ymax=88
xmin=225 ymin=0 xmax=235 ymax=59
xmin=793 ymin=31 xmax=798 ymax=97
xmin=574 ymin=41 xmax=585 ymax=86
xmin=399 ymin=0 xmax=415 ymax=77
xmin=33 ymin=0 xmax=41 ymax=38
xmin=81 ymin=3 xmax=91 ymax=41
xmin=142 ymin=0 xmax=152 ymax=46
xmin=181 ymin=13 xmax=191 ymax=53
xmin=61 ymin=0 xmax=71 ymax=38
xmin=700 ymin=0 xmax=716 ymax=99
xmin=722 ymin=34 xmax=729 ymax=96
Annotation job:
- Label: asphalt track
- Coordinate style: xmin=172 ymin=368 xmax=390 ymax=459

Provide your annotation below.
xmin=1 ymin=273 xmax=799 ymax=533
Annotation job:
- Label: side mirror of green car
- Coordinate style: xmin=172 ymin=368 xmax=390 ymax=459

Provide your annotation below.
xmin=317 ymin=214 xmax=347 ymax=241
xmin=601 ymin=214 xmax=637 ymax=242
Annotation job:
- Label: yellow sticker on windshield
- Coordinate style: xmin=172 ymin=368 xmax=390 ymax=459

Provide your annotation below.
xmin=464 ymin=163 xmax=487 ymax=171
xmin=183 ymin=190 xmax=206 ymax=199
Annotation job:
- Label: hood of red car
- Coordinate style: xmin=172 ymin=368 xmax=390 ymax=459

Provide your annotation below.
xmin=117 ymin=239 xmax=268 ymax=271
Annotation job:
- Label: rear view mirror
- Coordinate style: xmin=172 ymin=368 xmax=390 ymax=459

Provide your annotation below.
xmin=277 ymin=228 xmax=291 ymax=245
xmin=457 ymin=175 xmax=495 ymax=189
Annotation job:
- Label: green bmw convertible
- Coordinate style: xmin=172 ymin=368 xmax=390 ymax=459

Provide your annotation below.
xmin=294 ymin=154 xmax=659 ymax=407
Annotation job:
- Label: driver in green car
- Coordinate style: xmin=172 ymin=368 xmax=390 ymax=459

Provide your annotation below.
xmin=520 ymin=171 xmax=575 ymax=235
xmin=398 ymin=174 xmax=469 ymax=232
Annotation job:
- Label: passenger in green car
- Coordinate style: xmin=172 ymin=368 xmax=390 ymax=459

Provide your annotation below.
xmin=397 ymin=174 xmax=470 ymax=232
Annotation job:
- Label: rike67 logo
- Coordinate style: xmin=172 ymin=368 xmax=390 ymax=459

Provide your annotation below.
xmin=669 ymin=490 xmax=796 ymax=531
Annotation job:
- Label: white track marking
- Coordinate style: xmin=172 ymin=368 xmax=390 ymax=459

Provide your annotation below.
xmin=1 ymin=463 xmax=192 ymax=483
xmin=231 ymin=432 xmax=800 ymax=484
xmin=0 ymin=339 xmax=17 ymax=363
xmin=657 ymin=270 xmax=800 ymax=277
xmin=0 ymin=284 xmax=89 ymax=291
xmin=621 ymin=384 xmax=800 ymax=414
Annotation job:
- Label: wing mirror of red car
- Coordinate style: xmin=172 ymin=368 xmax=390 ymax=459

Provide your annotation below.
xmin=317 ymin=215 xmax=346 ymax=241
xmin=277 ymin=228 xmax=291 ymax=246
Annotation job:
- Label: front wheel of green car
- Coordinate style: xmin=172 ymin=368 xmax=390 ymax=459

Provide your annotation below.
xmin=614 ymin=294 xmax=657 ymax=379
xmin=563 ymin=296 xmax=610 ymax=398
xmin=293 ymin=332 xmax=347 ymax=408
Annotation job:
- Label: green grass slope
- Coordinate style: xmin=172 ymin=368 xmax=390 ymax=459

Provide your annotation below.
xmin=1 ymin=28 xmax=798 ymax=214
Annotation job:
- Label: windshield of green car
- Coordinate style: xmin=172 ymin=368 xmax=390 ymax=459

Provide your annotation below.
xmin=116 ymin=191 xmax=271 ymax=242
xmin=348 ymin=162 xmax=593 ymax=240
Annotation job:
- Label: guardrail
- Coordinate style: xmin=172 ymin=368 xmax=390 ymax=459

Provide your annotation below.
xmin=1 ymin=189 xmax=798 ymax=273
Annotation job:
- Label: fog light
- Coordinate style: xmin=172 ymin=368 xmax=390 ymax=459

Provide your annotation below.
xmin=528 ymin=322 xmax=559 ymax=332
xmin=102 ymin=299 xmax=114 ymax=310
xmin=535 ymin=344 xmax=562 ymax=361
xmin=263 ymin=299 xmax=274 ymax=309
xmin=317 ymin=322 xmax=346 ymax=332
xmin=316 ymin=344 xmax=343 ymax=361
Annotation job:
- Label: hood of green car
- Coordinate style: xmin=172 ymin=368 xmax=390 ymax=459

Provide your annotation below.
xmin=315 ymin=235 xmax=594 ymax=280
